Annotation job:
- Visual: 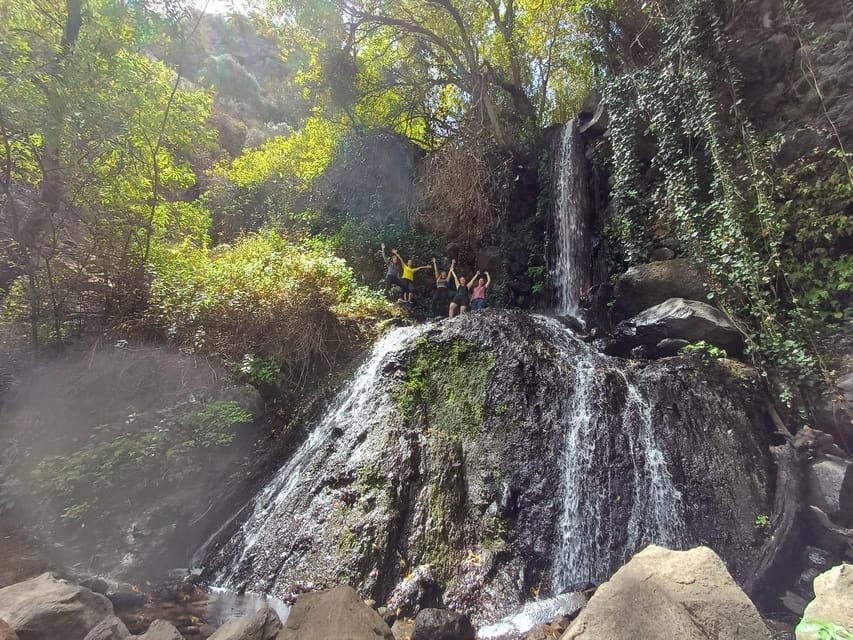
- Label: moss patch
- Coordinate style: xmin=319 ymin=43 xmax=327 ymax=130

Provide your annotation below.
xmin=394 ymin=337 xmax=494 ymax=439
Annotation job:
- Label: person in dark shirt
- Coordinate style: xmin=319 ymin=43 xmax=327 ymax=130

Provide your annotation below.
xmin=431 ymin=257 xmax=451 ymax=317
xmin=449 ymin=262 xmax=477 ymax=318
xmin=381 ymin=243 xmax=403 ymax=299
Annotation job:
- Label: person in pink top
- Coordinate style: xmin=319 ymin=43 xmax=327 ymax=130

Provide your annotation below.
xmin=471 ymin=271 xmax=491 ymax=310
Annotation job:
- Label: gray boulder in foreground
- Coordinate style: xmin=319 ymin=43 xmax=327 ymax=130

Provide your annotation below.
xmin=208 ymin=607 xmax=281 ymax=640
xmin=562 ymin=546 xmax=771 ymax=640
xmin=0 ymin=573 xmax=113 ymax=640
xmin=277 ymin=585 xmax=392 ymax=640
xmin=83 ymin=616 xmax=131 ymax=640
xmin=796 ymin=564 xmax=853 ymax=640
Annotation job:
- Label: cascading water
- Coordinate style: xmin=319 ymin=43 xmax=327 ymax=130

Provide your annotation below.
xmin=201 ymin=309 xmax=769 ymax=623
xmin=211 ymin=323 xmax=426 ymax=590
xmin=548 ymin=333 xmax=686 ymax=592
xmin=551 ymin=122 xmax=591 ymax=317
xmin=200 ymin=127 xmax=762 ymax=615
xmin=547 ymin=121 xmax=686 ymax=592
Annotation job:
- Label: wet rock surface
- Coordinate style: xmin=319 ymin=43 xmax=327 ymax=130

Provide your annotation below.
xmin=204 ymin=311 xmax=772 ymax=625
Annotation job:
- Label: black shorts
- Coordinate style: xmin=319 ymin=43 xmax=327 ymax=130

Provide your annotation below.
xmin=401 ymin=279 xmax=414 ymax=293
xmin=453 ymin=293 xmax=469 ymax=307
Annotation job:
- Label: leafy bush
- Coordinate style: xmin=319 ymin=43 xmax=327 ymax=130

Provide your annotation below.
xmin=148 ymin=230 xmax=396 ymax=390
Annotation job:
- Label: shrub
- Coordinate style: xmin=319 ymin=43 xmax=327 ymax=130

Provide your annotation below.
xmin=148 ymin=230 xmax=396 ymax=391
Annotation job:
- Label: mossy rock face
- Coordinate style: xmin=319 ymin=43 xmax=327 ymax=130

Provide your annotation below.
xmin=394 ymin=336 xmax=494 ymax=439
xmin=208 ymin=311 xmax=773 ymax=626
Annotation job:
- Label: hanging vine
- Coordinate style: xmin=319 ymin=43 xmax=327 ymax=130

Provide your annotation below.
xmin=598 ymin=0 xmax=852 ymax=408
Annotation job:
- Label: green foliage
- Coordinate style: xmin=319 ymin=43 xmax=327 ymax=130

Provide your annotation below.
xmin=31 ymin=399 xmax=251 ymax=525
xmin=527 ymin=265 xmax=546 ymax=295
xmin=239 ymin=355 xmax=280 ymax=387
xmin=681 ymin=341 xmax=728 ymax=361
xmin=395 ymin=337 xmax=494 ymax=439
xmin=148 ymin=230 xmax=396 ymax=390
xmin=795 ymin=621 xmax=853 ymax=640
xmin=754 ymin=513 xmax=770 ymax=529
xmin=596 ymin=0 xmax=849 ymax=402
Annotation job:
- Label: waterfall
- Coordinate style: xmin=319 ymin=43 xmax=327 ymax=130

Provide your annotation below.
xmin=544 ymin=327 xmax=686 ymax=592
xmin=551 ymin=122 xmax=590 ymax=317
xmin=211 ymin=323 xmax=425 ymax=589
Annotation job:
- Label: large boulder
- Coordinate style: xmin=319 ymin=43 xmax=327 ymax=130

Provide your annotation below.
xmin=410 ymin=609 xmax=474 ymax=640
xmin=607 ymin=298 xmax=744 ymax=357
xmin=796 ymin=564 xmax=853 ymax=640
xmin=83 ymin=616 xmax=131 ymax=640
xmin=0 ymin=619 xmax=18 ymax=640
xmin=562 ymin=546 xmax=771 ymax=640
xmin=0 ymin=573 xmax=113 ymax=640
xmin=806 ymin=458 xmax=853 ymax=526
xmin=136 ymin=620 xmax=183 ymax=640
xmin=208 ymin=607 xmax=281 ymax=640
xmin=278 ymin=586 xmax=393 ymax=640
xmin=612 ymin=260 xmax=706 ymax=321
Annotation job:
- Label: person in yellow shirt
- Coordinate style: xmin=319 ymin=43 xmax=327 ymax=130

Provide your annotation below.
xmin=391 ymin=248 xmax=431 ymax=303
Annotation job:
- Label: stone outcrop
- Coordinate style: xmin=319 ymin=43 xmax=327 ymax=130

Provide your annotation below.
xmin=208 ymin=607 xmax=281 ymax=640
xmin=0 ymin=620 xmax=18 ymax=640
xmin=206 ymin=312 xmax=771 ymax=624
xmin=562 ymin=546 xmax=771 ymax=640
xmin=0 ymin=573 xmax=113 ymax=640
xmin=409 ymin=609 xmax=474 ymax=640
xmin=383 ymin=566 xmax=442 ymax=624
xmin=83 ymin=616 xmax=131 ymax=640
xmin=278 ymin=586 xmax=393 ymax=640
xmin=611 ymin=260 xmax=706 ymax=321
xmin=134 ymin=620 xmax=183 ymax=640
xmin=606 ymin=298 xmax=745 ymax=358
xmin=806 ymin=458 xmax=853 ymax=526
xmin=796 ymin=564 xmax=853 ymax=640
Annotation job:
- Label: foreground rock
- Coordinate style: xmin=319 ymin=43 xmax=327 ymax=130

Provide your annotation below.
xmin=0 ymin=573 xmax=113 ymax=640
xmin=562 ymin=546 xmax=771 ymax=640
xmin=796 ymin=564 xmax=853 ymax=640
xmin=410 ymin=609 xmax=474 ymax=640
xmin=135 ymin=620 xmax=183 ymax=640
xmin=83 ymin=616 xmax=132 ymax=640
xmin=0 ymin=620 xmax=18 ymax=640
xmin=208 ymin=607 xmax=281 ymax=640
xmin=278 ymin=586 xmax=393 ymax=640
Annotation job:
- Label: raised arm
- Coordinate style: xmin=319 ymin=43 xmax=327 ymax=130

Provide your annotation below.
xmin=381 ymin=242 xmax=388 ymax=262
xmin=468 ymin=270 xmax=480 ymax=290
xmin=485 ymin=271 xmax=492 ymax=288
xmin=449 ymin=259 xmax=460 ymax=287
xmin=432 ymin=257 xmax=439 ymax=280
xmin=391 ymin=248 xmax=405 ymax=263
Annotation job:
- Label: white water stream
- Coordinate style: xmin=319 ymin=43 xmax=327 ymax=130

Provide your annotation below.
xmin=551 ymin=122 xmax=590 ymax=317
xmin=213 ymin=324 xmax=424 ymax=587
